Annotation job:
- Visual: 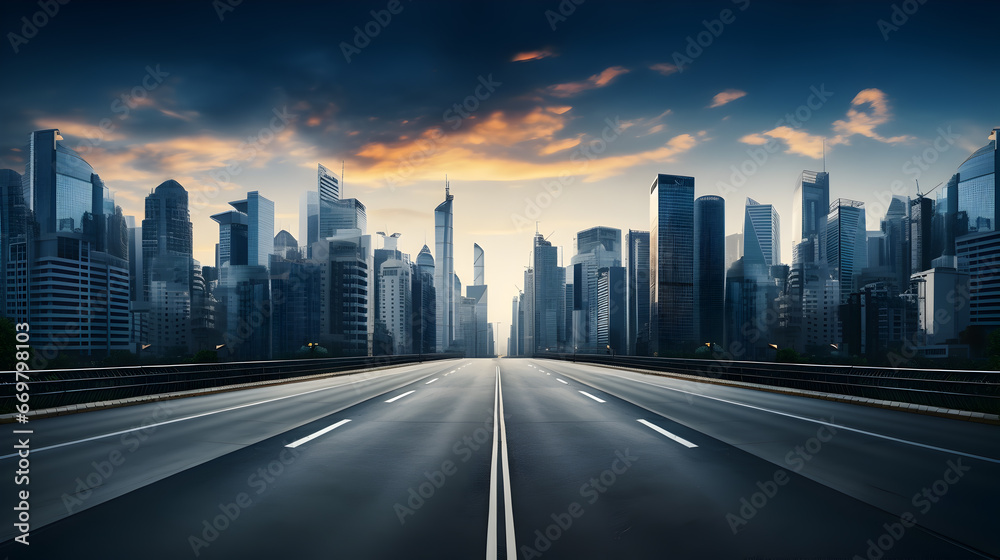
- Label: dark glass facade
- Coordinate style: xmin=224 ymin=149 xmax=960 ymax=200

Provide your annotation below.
xmin=694 ymin=195 xmax=725 ymax=344
xmin=650 ymin=173 xmax=694 ymax=354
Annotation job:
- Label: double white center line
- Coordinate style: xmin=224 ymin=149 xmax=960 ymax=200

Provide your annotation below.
xmin=487 ymin=366 xmax=516 ymax=560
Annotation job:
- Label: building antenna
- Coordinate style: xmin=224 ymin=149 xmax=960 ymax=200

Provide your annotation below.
xmin=445 ymin=174 xmax=450 ymax=196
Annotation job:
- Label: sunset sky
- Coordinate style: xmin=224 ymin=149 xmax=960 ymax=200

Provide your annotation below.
xmin=2 ymin=0 xmax=997 ymax=347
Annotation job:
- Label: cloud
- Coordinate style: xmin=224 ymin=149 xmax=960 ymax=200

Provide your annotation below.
xmin=512 ymin=48 xmax=556 ymax=62
xmin=708 ymin=89 xmax=747 ymax=108
xmin=649 ymin=63 xmax=679 ymax=76
xmin=738 ymin=88 xmax=911 ymax=159
xmin=831 ymin=88 xmax=913 ymax=144
xmin=344 ymin=106 xmax=699 ymax=186
xmin=545 ymin=66 xmax=629 ymax=98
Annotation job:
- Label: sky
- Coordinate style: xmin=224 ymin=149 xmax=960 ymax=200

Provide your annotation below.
xmin=2 ymin=0 xmax=998 ymax=351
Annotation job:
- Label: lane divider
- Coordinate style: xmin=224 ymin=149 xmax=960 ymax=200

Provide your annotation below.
xmin=637 ymin=419 xmax=698 ymax=449
xmin=385 ymin=390 xmax=416 ymax=403
xmin=426 ymin=378 xmax=439 ymax=385
xmin=285 ymin=419 xmax=351 ymax=448
xmin=486 ymin=366 xmax=517 ymax=559
xmin=556 ymin=379 xmax=568 ymax=385
xmin=579 ymin=391 xmax=606 ymax=403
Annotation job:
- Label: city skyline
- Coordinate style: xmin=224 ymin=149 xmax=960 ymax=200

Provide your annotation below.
xmin=1 ymin=1 xmax=998 ymax=335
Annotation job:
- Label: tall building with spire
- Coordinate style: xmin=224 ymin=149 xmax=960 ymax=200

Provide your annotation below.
xmin=434 ymin=179 xmax=455 ymax=351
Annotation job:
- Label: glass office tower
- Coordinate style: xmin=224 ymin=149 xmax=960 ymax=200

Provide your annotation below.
xmin=694 ymin=195 xmax=725 ymax=344
xmin=434 ymin=181 xmax=455 ymax=351
xmin=744 ymin=197 xmax=781 ymax=267
xmin=650 ymin=173 xmax=694 ymax=354
xmin=957 ymin=128 xmax=999 ymax=233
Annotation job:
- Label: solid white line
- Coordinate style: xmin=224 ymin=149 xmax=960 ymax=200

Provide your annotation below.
xmin=385 ymin=390 xmax=416 ymax=403
xmin=425 ymin=378 xmax=439 ymax=385
xmin=285 ymin=419 xmax=351 ymax=448
xmin=637 ymin=419 xmax=698 ymax=448
xmin=486 ymin=370 xmax=500 ymax=559
xmin=556 ymin=379 xmax=568 ymax=384
xmin=579 ymin=391 xmax=606 ymax=403
xmin=0 ymin=370 xmax=428 ymax=460
xmin=560 ymin=366 xmax=1000 ymax=465
xmin=498 ymin=366 xmax=517 ymax=559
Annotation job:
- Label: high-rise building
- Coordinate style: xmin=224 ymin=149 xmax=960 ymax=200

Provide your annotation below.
xmin=523 ymin=268 xmax=534 ymax=354
xmin=20 ymin=129 xmax=130 ymax=360
xmin=434 ymin=181 xmax=455 ymax=352
xmin=274 ymin=230 xmax=298 ymax=260
xmin=743 ymin=197 xmax=781 ymax=267
xmin=380 ymin=257 xmax=413 ymax=354
xmin=230 ymin=191 xmax=274 ymax=268
xmin=910 ymin=196 xmax=934 ymax=274
xmin=570 ymin=226 xmax=621 ymax=353
xmin=881 ymin=195 xmax=910 ymax=294
xmin=142 ymin=180 xmax=195 ymax=356
xmin=216 ymin=263 xmax=271 ymax=361
xmin=412 ymin=245 xmax=436 ymax=354
xmin=211 ymin=211 xmax=249 ymax=268
xmin=373 ymin=232 xmax=403 ymax=350
xmin=625 ymin=230 xmax=650 ymax=355
xmin=596 ymin=266 xmax=626 ymax=354
xmin=269 ymin=249 xmax=321 ymax=358
xmin=827 ymin=198 xmax=867 ymax=304
xmin=532 ymin=232 xmax=561 ymax=353
xmin=650 ymin=173 xmax=694 ymax=354
xmin=694 ymin=195 xmax=725 ymax=344
xmin=724 ymin=258 xmax=774 ymax=361
xmin=0 ymin=169 xmax=26 ymax=321
xmin=318 ymin=163 xmax=341 ymax=203
xmin=467 ymin=243 xmax=488 ymax=357
xmin=725 ymin=233 xmax=743 ymax=272
xmin=299 ymin=190 xmax=319 ymax=258
xmin=957 ymin=230 xmax=1000 ymax=327
xmin=314 ymin=231 xmax=372 ymax=356
xmin=791 ymin=170 xmax=830 ymax=264
xmin=957 ymin=128 xmax=999 ymax=233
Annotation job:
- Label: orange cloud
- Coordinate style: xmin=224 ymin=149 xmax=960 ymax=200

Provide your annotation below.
xmin=708 ymin=89 xmax=747 ymax=108
xmin=512 ymin=48 xmax=556 ymax=62
xmin=832 ymin=88 xmax=912 ymax=144
xmin=649 ymin=63 xmax=679 ymax=76
xmin=546 ymin=66 xmax=629 ymax=98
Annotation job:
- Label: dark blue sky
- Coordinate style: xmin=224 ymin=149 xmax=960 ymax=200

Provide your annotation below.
xmin=2 ymin=0 xmax=997 ymax=327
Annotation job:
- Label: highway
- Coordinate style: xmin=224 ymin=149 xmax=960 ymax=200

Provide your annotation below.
xmin=1 ymin=358 xmax=997 ymax=559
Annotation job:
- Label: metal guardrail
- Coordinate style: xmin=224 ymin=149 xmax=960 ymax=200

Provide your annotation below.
xmin=0 ymin=353 xmax=461 ymax=413
xmin=544 ymin=354 xmax=1000 ymax=415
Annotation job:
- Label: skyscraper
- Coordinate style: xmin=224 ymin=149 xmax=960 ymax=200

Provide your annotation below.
xmin=625 ymin=229 xmax=650 ymax=355
xmin=299 ymin=190 xmax=319 ymax=258
xmin=474 ymin=243 xmax=485 ymax=286
xmin=314 ymin=231 xmax=372 ymax=356
xmin=230 ymin=191 xmax=274 ymax=268
xmin=743 ymin=197 xmax=781 ymax=267
xmin=725 ymin=233 xmax=743 ymax=272
xmin=650 ymin=173 xmax=694 ymax=354
xmin=413 ymin=245 xmax=436 ymax=354
xmin=532 ymin=232 xmax=561 ymax=353
xmin=694 ymin=195 xmax=725 ymax=344
xmin=791 ymin=170 xmax=830 ymax=264
xmin=827 ymin=199 xmax=868 ymax=304
xmin=957 ymin=128 xmax=999 ymax=233
xmin=910 ymin=195 xmax=934 ymax=274
xmin=596 ymin=266 xmax=626 ymax=355
xmin=0 ymin=169 xmax=26 ymax=321
xmin=21 ymin=129 xmax=130 ymax=359
xmin=434 ymin=180 xmax=455 ymax=352
xmin=380 ymin=257 xmax=413 ymax=354
xmin=318 ymin=163 xmax=341 ymax=203
xmin=570 ymin=226 xmax=621 ymax=353
xmin=211 ymin=210 xmax=249 ymax=268
xmin=467 ymin=243 xmax=488 ymax=357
